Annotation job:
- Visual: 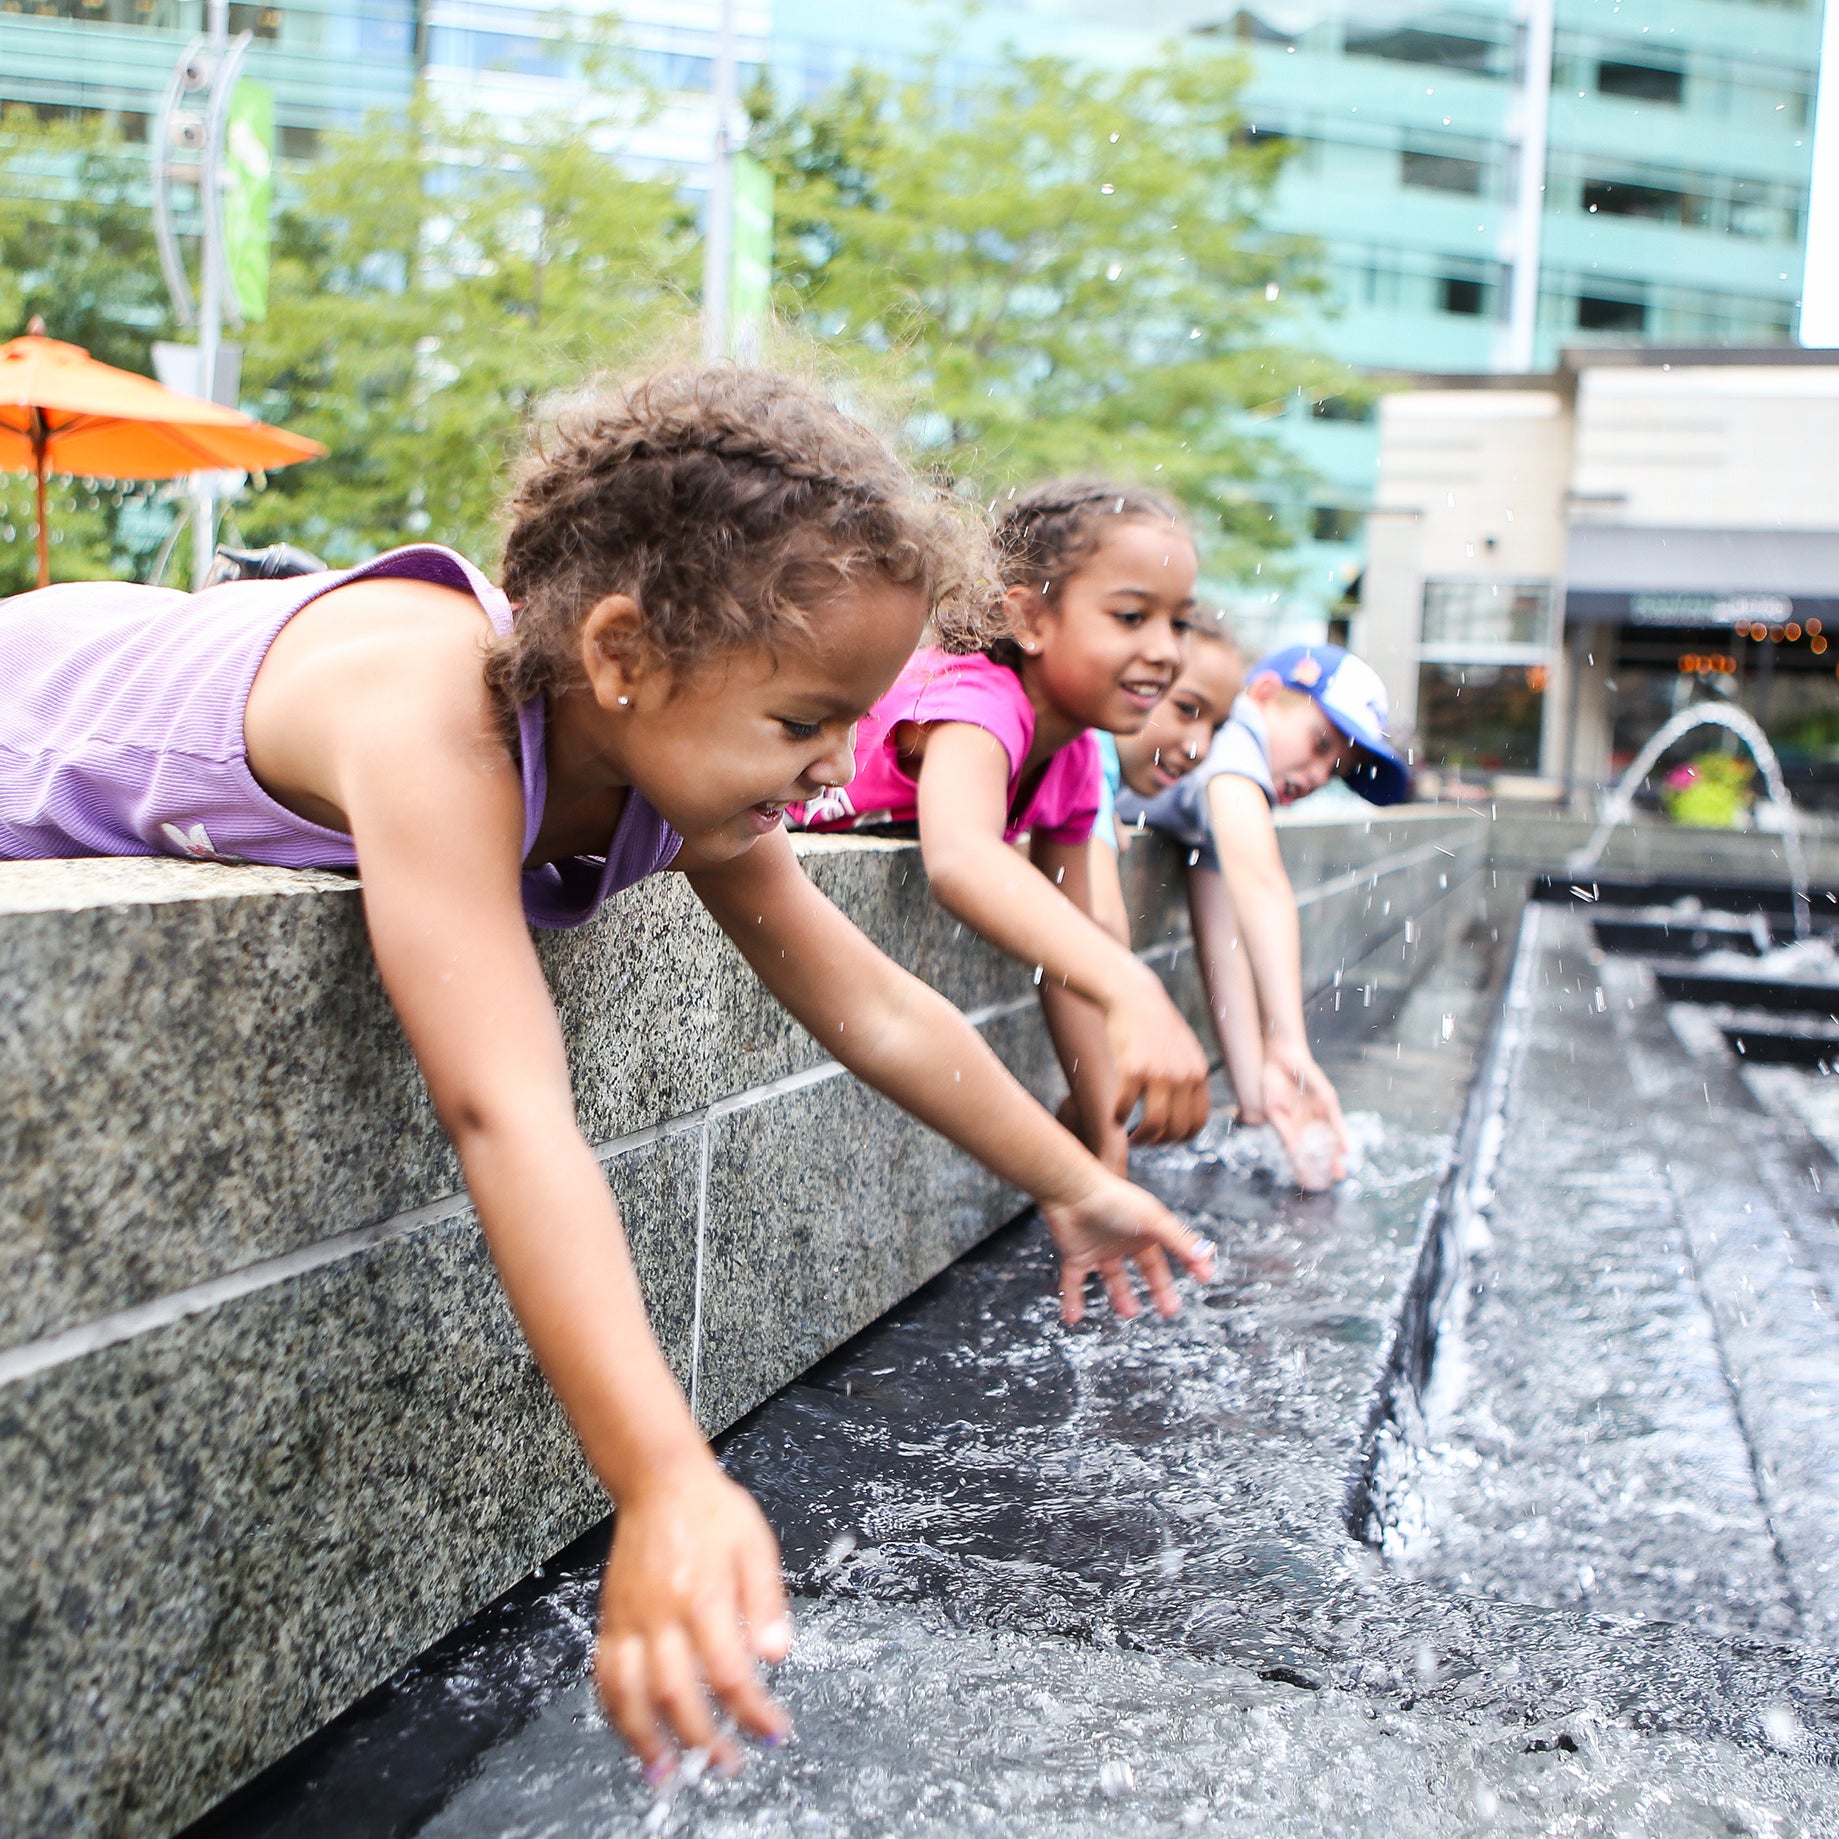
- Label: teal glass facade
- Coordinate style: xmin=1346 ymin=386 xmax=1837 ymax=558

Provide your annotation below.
xmin=771 ymin=0 xmax=1826 ymax=641
xmin=0 ymin=0 xmax=419 ymax=160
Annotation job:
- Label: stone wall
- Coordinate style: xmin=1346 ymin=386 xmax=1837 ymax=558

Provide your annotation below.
xmin=0 ymin=809 xmax=1484 ymax=1837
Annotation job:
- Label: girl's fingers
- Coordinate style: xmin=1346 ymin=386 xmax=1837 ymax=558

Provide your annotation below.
xmin=649 ymin=1623 xmax=723 ymax=1760
xmin=1060 ymin=1256 xmax=1089 ymax=1325
xmin=1132 ymin=1078 xmax=1171 ymax=1145
xmin=735 ymin=1543 xmax=795 ymax=1669
xmin=1134 ymin=1242 xmax=1180 ymax=1317
xmin=1102 ymin=1259 xmax=1139 ymax=1319
xmin=689 ymin=1592 xmax=783 ymax=1751
xmin=600 ymin=1632 xmax=670 ymax=1779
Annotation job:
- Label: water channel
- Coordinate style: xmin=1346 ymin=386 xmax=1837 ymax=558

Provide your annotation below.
xmin=190 ymin=878 xmax=1839 ymax=1837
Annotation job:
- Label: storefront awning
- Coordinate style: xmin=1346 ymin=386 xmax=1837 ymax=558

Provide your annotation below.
xmin=1565 ymin=525 xmax=1839 ymax=626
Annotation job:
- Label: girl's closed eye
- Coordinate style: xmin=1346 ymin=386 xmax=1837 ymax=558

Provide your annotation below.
xmin=780 ymin=717 xmax=823 ymax=741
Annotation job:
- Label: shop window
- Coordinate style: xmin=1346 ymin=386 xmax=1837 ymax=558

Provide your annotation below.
xmin=1439 ymin=276 xmax=1487 ymax=315
xmin=1418 ymin=664 xmax=1545 ymax=774
xmin=1577 ymin=293 xmax=1646 ymax=331
xmin=1403 ymin=149 xmax=1484 ymax=194
xmin=1597 ymin=61 xmax=1684 ymax=104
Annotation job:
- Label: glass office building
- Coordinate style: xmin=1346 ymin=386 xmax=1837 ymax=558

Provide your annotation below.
xmin=4 ymin=0 xmax=1823 ymax=650
xmin=769 ymin=0 xmax=1827 ymax=645
xmin=0 ymin=0 xmax=420 ymax=159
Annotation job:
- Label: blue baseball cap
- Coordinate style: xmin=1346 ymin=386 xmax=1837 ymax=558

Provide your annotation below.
xmin=1252 ymin=643 xmax=1411 ymax=806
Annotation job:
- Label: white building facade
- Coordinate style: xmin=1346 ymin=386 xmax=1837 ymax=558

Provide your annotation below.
xmin=1355 ymin=349 xmax=1839 ymax=805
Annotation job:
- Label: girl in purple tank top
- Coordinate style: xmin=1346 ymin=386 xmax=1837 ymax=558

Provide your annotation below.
xmin=0 ymin=366 xmax=1212 ymax=1782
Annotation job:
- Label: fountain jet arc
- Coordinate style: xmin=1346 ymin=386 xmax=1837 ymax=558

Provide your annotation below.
xmin=1569 ymin=702 xmax=1810 ymax=940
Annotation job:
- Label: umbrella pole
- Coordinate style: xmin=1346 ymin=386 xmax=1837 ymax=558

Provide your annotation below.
xmin=34 ymin=439 xmax=49 ymax=591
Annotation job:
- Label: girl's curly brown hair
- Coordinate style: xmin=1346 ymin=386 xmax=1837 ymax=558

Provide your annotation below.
xmin=489 ymin=366 xmax=1001 ymax=707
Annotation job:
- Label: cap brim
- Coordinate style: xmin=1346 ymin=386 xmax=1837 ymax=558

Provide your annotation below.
xmin=1323 ymin=714 xmax=1411 ymax=805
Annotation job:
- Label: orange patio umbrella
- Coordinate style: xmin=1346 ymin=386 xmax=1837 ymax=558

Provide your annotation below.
xmin=0 ymin=320 xmax=326 ymax=588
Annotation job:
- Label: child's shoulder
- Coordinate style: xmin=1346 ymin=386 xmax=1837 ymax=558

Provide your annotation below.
xmin=903 ymin=648 xmax=1026 ymax=719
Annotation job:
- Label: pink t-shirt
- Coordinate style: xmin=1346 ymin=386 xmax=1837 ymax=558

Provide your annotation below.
xmin=790 ymin=649 xmax=1101 ymax=846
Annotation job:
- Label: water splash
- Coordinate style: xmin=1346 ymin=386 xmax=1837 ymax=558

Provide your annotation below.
xmin=1569 ymin=703 xmax=1809 ymax=939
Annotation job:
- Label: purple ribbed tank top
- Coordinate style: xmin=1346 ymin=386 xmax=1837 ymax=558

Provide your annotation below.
xmin=0 ymin=544 xmax=682 ymax=929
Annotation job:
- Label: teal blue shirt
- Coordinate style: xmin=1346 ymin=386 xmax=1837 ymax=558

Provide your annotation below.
xmin=1093 ymin=732 xmax=1121 ymax=849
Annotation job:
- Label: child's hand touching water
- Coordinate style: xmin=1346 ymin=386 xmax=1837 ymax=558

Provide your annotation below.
xmin=1040 ymin=1172 xmax=1216 ymax=1324
xmin=597 ymin=1452 xmax=794 ymax=1781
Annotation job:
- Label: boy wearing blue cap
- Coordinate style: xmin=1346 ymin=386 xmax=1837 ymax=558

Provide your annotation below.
xmin=1124 ymin=643 xmax=1410 ymax=1188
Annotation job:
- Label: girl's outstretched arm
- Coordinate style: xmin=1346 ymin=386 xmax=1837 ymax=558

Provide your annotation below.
xmin=1204 ymin=775 xmax=1347 ymax=1181
xmin=1186 ymin=863 xmax=1268 ymax=1125
xmin=1031 ymin=835 xmax=1128 ymax=1176
xmin=334 ymin=703 xmax=790 ymax=1781
xmin=688 ymin=829 xmax=1216 ymax=1323
xmin=909 ymin=722 xmax=1211 ymax=1145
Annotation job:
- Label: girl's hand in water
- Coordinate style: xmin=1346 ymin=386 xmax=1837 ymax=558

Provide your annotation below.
xmin=596 ymin=1451 xmax=794 ymax=1782
xmin=1102 ymin=966 xmax=1213 ymax=1145
xmin=1041 ymin=1173 xmax=1216 ymax=1323
xmin=1260 ymin=1046 xmax=1348 ymax=1190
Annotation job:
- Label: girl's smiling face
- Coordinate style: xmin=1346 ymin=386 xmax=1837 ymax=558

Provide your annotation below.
xmin=1010 ymin=516 xmax=1199 ymax=737
xmin=1115 ymin=636 xmax=1242 ymax=798
xmin=577 ymin=573 xmax=929 ymax=862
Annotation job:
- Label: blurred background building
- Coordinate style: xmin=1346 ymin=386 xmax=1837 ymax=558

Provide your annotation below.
xmin=1 ymin=0 xmax=1831 ymax=796
xmin=1357 ymin=347 xmax=1839 ymax=804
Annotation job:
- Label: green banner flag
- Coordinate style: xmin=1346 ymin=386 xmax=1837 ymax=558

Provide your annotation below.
xmin=730 ymin=150 xmax=774 ymax=358
xmin=222 ymin=79 xmax=275 ymax=323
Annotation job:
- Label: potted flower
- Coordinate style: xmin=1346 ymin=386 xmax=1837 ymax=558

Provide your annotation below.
xmin=1661 ymin=752 xmax=1755 ymax=829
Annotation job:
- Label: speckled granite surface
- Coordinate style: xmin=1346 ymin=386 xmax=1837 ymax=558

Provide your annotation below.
xmin=0 ymin=816 xmax=1481 ymax=1836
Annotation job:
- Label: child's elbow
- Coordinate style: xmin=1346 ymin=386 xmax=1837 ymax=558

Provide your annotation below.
xmin=918 ymin=836 xmax=986 ymax=915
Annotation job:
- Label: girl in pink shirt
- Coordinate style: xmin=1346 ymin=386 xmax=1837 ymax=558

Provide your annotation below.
xmin=794 ymin=482 xmax=1213 ymax=1178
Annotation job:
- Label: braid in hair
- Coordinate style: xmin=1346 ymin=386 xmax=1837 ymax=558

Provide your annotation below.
xmin=985 ymin=479 xmax=1186 ymax=664
xmin=489 ymin=366 xmax=1002 ymax=709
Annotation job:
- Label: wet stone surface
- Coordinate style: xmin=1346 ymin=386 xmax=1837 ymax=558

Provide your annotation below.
xmin=193 ymin=924 xmax=1839 ymax=1836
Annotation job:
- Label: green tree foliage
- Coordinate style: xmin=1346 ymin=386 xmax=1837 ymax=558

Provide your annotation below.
xmin=238 ymin=89 xmax=698 ymax=567
xmin=0 ymin=87 xmax=696 ymax=590
xmin=750 ymin=49 xmax=1344 ymax=579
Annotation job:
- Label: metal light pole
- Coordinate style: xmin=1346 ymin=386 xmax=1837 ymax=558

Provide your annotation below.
xmin=702 ymin=0 xmax=739 ymax=360
xmin=1503 ymin=0 xmax=1556 ymax=373
xmin=151 ymin=0 xmax=252 ymax=585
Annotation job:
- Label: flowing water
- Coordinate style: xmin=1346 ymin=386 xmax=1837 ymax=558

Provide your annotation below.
xmin=1569 ymin=703 xmax=1811 ymax=939
xmin=193 ymin=908 xmax=1839 ymax=1837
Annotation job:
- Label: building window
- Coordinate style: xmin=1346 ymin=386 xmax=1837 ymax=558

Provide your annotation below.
xmin=1577 ymin=293 xmax=1647 ymax=331
xmin=1439 ymin=276 xmax=1487 ymax=316
xmin=1345 ymin=26 xmax=1503 ymax=75
xmin=1417 ymin=665 xmax=1546 ymax=775
xmin=1310 ymin=506 xmax=1363 ymax=543
xmin=1582 ymin=180 xmax=1697 ymax=223
xmin=1597 ymin=60 xmax=1684 ymax=104
xmin=1309 ymin=394 xmax=1375 ymax=423
xmin=277 ymin=124 xmax=322 ymax=161
xmin=1403 ymin=149 xmax=1484 ymax=194
xmin=227 ymin=3 xmax=281 ymax=38
xmin=23 ymin=0 xmax=185 ymax=21
xmin=1422 ymin=580 xmax=1556 ymax=650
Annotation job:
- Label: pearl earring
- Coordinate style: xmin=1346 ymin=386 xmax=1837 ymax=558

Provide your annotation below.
xmin=616 ymin=696 xmax=630 ymax=706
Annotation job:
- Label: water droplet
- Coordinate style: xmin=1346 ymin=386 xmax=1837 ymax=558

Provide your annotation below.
xmin=1099 ymin=1757 xmax=1135 ymax=1797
